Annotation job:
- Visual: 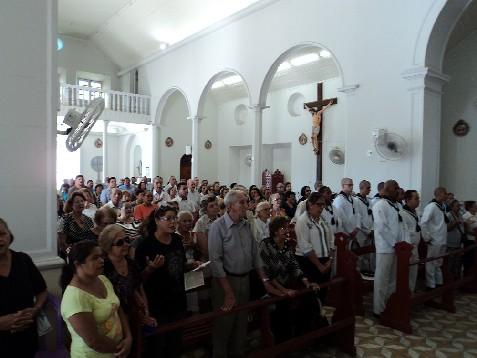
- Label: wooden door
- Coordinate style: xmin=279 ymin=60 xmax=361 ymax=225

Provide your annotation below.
xmin=180 ymin=154 xmax=192 ymax=181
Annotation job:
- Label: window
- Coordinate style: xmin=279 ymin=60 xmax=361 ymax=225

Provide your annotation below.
xmin=78 ymin=78 xmax=103 ymax=101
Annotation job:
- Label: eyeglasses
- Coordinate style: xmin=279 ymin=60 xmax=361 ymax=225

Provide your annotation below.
xmin=344 ymin=183 xmax=353 ymax=186
xmin=159 ymin=216 xmax=177 ymax=222
xmin=112 ymin=237 xmax=131 ymax=247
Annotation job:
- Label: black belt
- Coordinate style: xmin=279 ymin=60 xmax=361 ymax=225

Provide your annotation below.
xmin=224 ymin=269 xmax=250 ymax=277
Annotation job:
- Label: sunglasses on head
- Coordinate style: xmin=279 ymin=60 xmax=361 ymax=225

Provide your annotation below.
xmin=112 ymin=237 xmax=131 ymax=247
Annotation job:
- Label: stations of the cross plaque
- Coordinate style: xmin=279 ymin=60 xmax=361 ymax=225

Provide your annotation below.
xmin=304 ymin=82 xmax=338 ymax=183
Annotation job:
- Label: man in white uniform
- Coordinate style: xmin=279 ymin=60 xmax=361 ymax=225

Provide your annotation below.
xmin=333 ymin=178 xmax=360 ymax=240
xmin=372 ymin=180 xmax=405 ymax=316
xmin=421 ymin=187 xmax=448 ymax=289
xmin=400 ymin=190 xmax=421 ymax=292
xmin=355 ymin=180 xmax=374 ymax=274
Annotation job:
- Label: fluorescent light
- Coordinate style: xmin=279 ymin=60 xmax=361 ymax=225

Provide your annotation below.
xmin=211 ymin=81 xmax=225 ymax=89
xmin=319 ymin=50 xmax=331 ymax=58
xmin=159 ymin=43 xmax=168 ymax=50
xmin=290 ymin=53 xmax=320 ymax=66
xmin=222 ymin=75 xmax=242 ymax=85
xmin=277 ymin=61 xmax=291 ymax=72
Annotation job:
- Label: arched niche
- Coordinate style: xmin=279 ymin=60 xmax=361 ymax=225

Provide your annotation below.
xmin=439 ymin=1 xmax=477 ymax=199
xmin=196 ymin=70 xmax=252 ymax=183
xmin=155 ymin=89 xmax=191 ymax=178
xmin=133 ymin=145 xmax=142 ymax=177
xmin=258 ymin=43 xmax=344 ymax=193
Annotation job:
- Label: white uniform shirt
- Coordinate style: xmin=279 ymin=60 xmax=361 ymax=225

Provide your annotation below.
xmin=295 ymin=212 xmax=334 ymax=258
xmin=421 ymin=201 xmax=447 ymax=245
xmin=372 ymin=198 xmax=406 ymax=253
xmin=333 ymin=193 xmax=359 ymax=234
xmin=321 ymin=204 xmax=342 ymax=234
xmin=355 ymin=195 xmax=374 ymax=235
xmin=370 ymin=195 xmax=382 ymax=208
xmin=292 ymin=200 xmax=307 ymax=223
xmin=400 ymin=206 xmax=421 ymax=246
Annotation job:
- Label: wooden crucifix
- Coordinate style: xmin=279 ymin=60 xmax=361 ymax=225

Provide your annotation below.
xmin=304 ymin=82 xmax=338 ymax=183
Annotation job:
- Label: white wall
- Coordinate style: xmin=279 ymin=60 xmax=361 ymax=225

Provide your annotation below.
xmin=158 ymin=92 xmax=191 ymax=178
xmin=58 ymin=35 xmax=120 ymax=90
xmin=135 ymin=0 xmax=441 ymax=197
xmin=440 ymin=32 xmax=477 ymax=200
xmin=214 ymin=79 xmax=345 ymax=191
xmin=0 ymin=0 xmax=59 ymax=266
xmin=198 ymin=98 xmax=218 ymax=181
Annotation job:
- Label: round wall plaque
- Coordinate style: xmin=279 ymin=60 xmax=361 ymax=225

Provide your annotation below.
xmin=94 ymin=138 xmax=103 ymax=148
xmin=165 ymin=137 xmax=174 ymax=147
xmin=204 ymin=140 xmax=212 ymax=149
xmin=453 ymin=119 xmax=470 ymax=137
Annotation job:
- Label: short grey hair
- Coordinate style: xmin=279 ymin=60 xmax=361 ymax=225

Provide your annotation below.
xmin=341 ymin=177 xmax=353 ymax=186
xmin=177 ymin=210 xmax=193 ymax=220
xmin=224 ymin=189 xmax=246 ymax=208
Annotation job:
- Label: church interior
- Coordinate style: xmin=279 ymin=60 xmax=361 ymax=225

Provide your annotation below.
xmin=1 ymin=0 xmax=477 ymax=357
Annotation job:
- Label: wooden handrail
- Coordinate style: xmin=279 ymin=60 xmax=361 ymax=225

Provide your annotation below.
xmin=139 ymin=249 xmax=359 ymax=357
xmin=381 ymin=233 xmax=477 ymax=333
xmin=153 ymin=278 xmax=344 ymax=336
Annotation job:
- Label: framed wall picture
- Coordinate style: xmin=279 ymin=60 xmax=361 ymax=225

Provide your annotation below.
xmin=299 ymin=133 xmax=308 ymax=145
xmin=204 ymin=140 xmax=212 ymax=149
xmin=453 ymin=119 xmax=470 ymax=137
xmin=165 ymin=137 xmax=174 ymax=147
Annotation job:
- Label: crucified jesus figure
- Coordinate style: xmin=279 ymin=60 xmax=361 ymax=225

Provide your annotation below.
xmin=305 ymin=99 xmax=334 ymax=155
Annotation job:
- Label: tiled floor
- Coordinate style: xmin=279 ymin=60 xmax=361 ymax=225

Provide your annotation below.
xmin=183 ymin=292 xmax=477 ymax=357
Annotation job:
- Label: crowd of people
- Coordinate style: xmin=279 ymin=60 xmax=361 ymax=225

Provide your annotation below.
xmin=1 ymin=173 xmax=476 ymax=357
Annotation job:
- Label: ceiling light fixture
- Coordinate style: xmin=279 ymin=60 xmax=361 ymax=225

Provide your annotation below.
xmin=277 ymin=61 xmax=291 ymax=72
xmin=222 ymin=75 xmax=242 ymax=85
xmin=211 ymin=81 xmax=225 ymax=89
xmin=319 ymin=50 xmax=331 ymax=58
xmin=290 ymin=53 xmax=320 ymax=66
xmin=159 ymin=43 xmax=168 ymax=50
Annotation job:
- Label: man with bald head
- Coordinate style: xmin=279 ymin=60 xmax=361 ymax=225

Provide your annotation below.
xmin=421 ymin=187 xmax=448 ymax=289
xmin=333 ymin=178 xmax=360 ymax=239
xmin=355 ymin=180 xmax=374 ymax=274
xmin=372 ymin=180 xmax=406 ymax=317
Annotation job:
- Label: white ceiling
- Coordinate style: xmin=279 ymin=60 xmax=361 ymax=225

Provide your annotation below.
xmin=58 ymin=0 xmax=261 ymax=69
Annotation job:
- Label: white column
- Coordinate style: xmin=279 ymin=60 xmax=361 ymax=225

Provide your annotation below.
xmin=402 ymin=66 xmax=449 ymax=203
xmin=0 ymin=0 xmax=63 ymax=267
xmin=189 ymin=115 xmax=202 ymax=178
xmin=102 ymin=120 xmax=109 ymax=179
xmin=151 ymin=123 xmax=159 ymax=177
xmin=250 ymin=104 xmax=269 ymax=186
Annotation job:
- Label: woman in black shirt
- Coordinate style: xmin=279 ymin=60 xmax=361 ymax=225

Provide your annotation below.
xmin=135 ymin=206 xmax=187 ymax=358
xmin=0 ymin=218 xmax=47 ymax=357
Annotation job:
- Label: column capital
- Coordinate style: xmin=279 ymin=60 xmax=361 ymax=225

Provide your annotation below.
xmin=402 ymin=66 xmax=450 ymax=94
xmin=337 ymin=84 xmax=360 ymax=94
xmin=187 ymin=115 xmax=205 ymax=121
xmin=249 ymin=104 xmax=270 ymax=112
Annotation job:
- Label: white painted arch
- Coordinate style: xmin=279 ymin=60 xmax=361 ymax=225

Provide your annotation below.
xmin=154 ymin=87 xmax=191 ymax=126
xmin=258 ymin=42 xmax=345 ymax=107
xmin=414 ymin=0 xmax=474 ymax=70
xmin=197 ymin=69 xmax=252 ymax=117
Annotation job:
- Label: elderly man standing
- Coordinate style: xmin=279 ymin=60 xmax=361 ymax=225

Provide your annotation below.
xmin=208 ymin=189 xmax=282 ymax=358
xmin=421 ymin=187 xmax=448 ymax=289
xmin=372 ymin=180 xmax=406 ymax=317
xmin=187 ymin=178 xmax=201 ymax=208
